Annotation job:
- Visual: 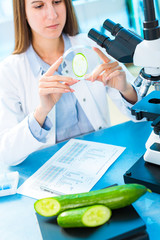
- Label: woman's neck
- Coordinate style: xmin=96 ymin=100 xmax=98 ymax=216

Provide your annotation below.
xmin=32 ymin=35 xmax=64 ymax=65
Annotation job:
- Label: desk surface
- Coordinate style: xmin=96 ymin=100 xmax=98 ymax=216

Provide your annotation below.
xmin=0 ymin=121 xmax=160 ymax=240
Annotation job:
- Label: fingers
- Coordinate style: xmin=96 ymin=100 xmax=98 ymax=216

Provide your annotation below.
xmin=40 ymin=75 xmax=78 ymax=86
xmin=104 ymin=69 xmax=125 ymax=83
xmin=39 ymin=75 xmax=77 ymax=95
xmin=39 ymin=81 xmax=76 ymax=91
xmin=103 ymin=66 xmax=122 ymax=80
xmin=39 ymin=79 xmax=75 ymax=95
xmin=93 ymin=47 xmax=111 ymax=63
xmin=88 ymin=61 xmax=119 ymax=81
xmin=44 ymin=56 xmax=63 ymax=77
xmin=93 ymin=67 xmax=122 ymax=83
xmin=39 ymin=87 xmax=73 ymax=96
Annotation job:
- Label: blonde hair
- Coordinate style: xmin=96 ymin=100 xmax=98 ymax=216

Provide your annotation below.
xmin=13 ymin=0 xmax=79 ymax=54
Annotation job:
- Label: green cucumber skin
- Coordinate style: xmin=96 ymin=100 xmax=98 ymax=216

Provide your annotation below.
xmin=57 ymin=205 xmax=111 ymax=228
xmin=57 ymin=206 xmax=90 ymax=228
xmin=54 ymin=184 xmax=147 ymax=213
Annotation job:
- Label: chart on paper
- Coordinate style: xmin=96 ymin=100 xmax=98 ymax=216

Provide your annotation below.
xmin=17 ymin=139 xmax=125 ymax=199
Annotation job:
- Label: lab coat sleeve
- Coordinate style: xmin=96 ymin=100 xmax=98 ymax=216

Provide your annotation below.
xmin=0 ymin=61 xmax=45 ymax=166
xmin=106 ymin=63 xmax=142 ymax=121
xmin=28 ymin=113 xmax=52 ymax=142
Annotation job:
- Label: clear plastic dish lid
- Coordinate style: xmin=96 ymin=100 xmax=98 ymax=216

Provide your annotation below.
xmin=61 ymin=45 xmax=102 ymax=80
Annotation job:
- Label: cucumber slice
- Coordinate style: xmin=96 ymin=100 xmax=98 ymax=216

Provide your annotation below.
xmin=34 ymin=198 xmax=60 ymax=217
xmin=72 ymin=53 xmax=88 ymax=77
xmin=82 ymin=205 xmax=111 ymax=227
xmin=57 ymin=205 xmax=112 ymax=228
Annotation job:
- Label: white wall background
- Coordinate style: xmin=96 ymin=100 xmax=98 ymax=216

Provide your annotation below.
xmin=0 ymin=0 xmax=14 ymax=60
xmin=73 ymin=0 xmax=129 ymax=33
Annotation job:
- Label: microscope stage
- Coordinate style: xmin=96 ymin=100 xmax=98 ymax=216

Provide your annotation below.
xmin=131 ymin=91 xmax=160 ymax=121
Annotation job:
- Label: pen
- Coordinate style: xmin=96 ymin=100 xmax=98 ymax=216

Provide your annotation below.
xmin=40 ymin=185 xmax=64 ymax=196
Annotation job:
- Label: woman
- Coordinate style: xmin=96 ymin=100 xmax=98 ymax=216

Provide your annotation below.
xmin=0 ymin=0 xmax=140 ymax=166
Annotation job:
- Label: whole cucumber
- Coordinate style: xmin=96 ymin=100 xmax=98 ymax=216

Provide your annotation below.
xmin=34 ymin=184 xmax=148 ymax=217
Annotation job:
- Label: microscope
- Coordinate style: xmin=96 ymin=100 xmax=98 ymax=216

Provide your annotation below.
xmin=88 ymin=0 xmax=160 ymax=193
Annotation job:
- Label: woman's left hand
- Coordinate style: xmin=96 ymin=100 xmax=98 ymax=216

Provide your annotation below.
xmin=86 ymin=47 xmax=137 ymax=104
xmin=86 ymin=47 xmax=127 ymax=92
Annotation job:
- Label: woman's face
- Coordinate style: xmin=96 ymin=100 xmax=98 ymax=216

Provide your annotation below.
xmin=25 ymin=0 xmax=66 ymax=40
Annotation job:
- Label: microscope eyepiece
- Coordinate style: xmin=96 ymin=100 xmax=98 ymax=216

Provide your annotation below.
xmin=88 ymin=21 xmax=142 ymax=63
xmin=143 ymin=0 xmax=160 ymax=40
xmin=144 ymin=0 xmax=156 ymax=22
xmin=103 ymin=19 xmax=123 ymax=36
xmin=88 ymin=28 xmax=111 ymax=50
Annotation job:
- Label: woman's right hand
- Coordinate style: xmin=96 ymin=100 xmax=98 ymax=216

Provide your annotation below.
xmin=34 ymin=56 xmax=78 ymax=126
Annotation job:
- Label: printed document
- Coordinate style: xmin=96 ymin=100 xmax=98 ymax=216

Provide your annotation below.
xmin=17 ymin=139 xmax=125 ymax=199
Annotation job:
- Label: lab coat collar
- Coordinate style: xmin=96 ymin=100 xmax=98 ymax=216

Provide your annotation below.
xmin=26 ymin=44 xmax=42 ymax=77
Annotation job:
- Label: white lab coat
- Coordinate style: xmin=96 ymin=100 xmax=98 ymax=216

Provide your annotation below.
xmin=0 ymin=33 xmax=139 ymax=166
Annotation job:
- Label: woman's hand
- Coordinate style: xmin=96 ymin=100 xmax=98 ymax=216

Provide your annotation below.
xmin=87 ymin=48 xmax=126 ymax=90
xmin=87 ymin=47 xmax=137 ymax=104
xmin=34 ymin=56 xmax=78 ymax=126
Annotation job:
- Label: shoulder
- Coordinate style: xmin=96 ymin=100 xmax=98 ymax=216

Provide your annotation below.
xmin=0 ymin=51 xmax=32 ymax=81
xmin=0 ymin=52 xmax=28 ymax=74
xmin=0 ymin=52 xmax=27 ymax=66
xmin=0 ymin=52 xmax=30 ymax=89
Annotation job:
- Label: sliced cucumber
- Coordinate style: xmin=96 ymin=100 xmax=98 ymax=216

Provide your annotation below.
xmin=57 ymin=205 xmax=112 ymax=228
xmin=34 ymin=184 xmax=148 ymax=217
xmin=72 ymin=53 xmax=88 ymax=77
xmin=35 ymin=198 xmax=60 ymax=217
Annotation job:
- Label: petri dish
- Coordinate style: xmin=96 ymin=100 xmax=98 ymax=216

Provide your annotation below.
xmin=61 ymin=45 xmax=102 ymax=80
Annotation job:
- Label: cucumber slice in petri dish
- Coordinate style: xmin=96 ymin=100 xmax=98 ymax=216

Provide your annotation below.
xmin=61 ymin=45 xmax=102 ymax=80
xmin=72 ymin=53 xmax=88 ymax=77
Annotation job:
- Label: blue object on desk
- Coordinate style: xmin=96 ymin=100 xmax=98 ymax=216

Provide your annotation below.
xmin=3 ymin=184 xmax=11 ymax=190
xmin=0 ymin=171 xmax=19 ymax=197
